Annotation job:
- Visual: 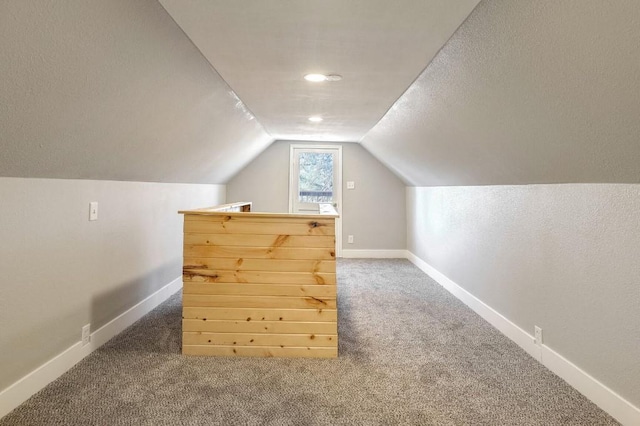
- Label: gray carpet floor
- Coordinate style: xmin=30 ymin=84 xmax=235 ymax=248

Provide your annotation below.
xmin=1 ymin=259 xmax=618 ymax=425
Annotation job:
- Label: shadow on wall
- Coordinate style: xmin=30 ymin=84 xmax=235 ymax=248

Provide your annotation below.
xmin=90 ymin=261 xmax=182 ymax=354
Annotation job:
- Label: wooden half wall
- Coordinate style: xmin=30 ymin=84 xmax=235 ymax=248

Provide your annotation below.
xmin=179 ymin=202 xmax=339 ymax=358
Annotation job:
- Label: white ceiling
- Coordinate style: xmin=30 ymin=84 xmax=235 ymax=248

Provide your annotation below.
xmin=4 ymin=0 xmax=638 ymax=187
xmin=158 ymin=0 xmax=480 ymax=142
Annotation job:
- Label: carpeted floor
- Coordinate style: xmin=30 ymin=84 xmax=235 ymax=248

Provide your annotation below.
xmin=1 ymin=259 xmax=618 ymax=425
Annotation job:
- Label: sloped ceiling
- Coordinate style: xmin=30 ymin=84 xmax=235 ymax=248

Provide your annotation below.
xmin=3 ymin=1 xmax=639 ymax=186
xmin=157 ymin=0 xmax=481 ymax=142
xmin=0 ymin=0 xmax=271 ymax=184
xmin=361 ymin=0 xmax=640 ymax=186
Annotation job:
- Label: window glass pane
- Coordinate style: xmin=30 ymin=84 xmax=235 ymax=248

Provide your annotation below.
xmin=298 ymin=152 xmax=333 ymax=203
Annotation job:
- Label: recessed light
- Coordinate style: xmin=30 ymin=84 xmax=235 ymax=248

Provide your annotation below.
xmin=308 ymin=116 xmax=323 ymax=122
xmin=304 ymin=73 xmax=342 ymax=82
xmin=304 ymin=74 xmax=327 ymax=82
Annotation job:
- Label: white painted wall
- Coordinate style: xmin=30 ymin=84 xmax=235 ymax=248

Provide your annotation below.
xmin=406 ymin=184 xmax=640 ymax=409
xmin=0 ymin=0 xmax=272 ymax=184
xmin=362 ymin=0 xmax=640 ymax=186
xmin=227 ymin=141 xmax=406 ymax=251
xmin=0 ymin=178 xmax=224 ymax=392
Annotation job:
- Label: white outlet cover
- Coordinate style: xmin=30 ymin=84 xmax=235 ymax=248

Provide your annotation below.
xmin=346 ymin=181 xmax=355 ymax=189
xmin=82 ymin=324 xmax=91 ymax=346
xmin=534 ymin=326 xmax=543 ymax=346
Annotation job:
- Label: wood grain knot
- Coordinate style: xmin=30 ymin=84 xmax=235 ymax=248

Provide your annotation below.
xmin=273 ymin=234 xmax=290 ymax=247
xmin=308 ymin=297 xmax=328 ymax=306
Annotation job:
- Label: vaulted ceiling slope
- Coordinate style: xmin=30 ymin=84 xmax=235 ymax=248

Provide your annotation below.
xmin=158 ymin=0 xmax=480 ymax=142
xmin=361 ymin=0 xmax=640 ymax=186
xmin=0 ymin=0 xmax=271 ymax=184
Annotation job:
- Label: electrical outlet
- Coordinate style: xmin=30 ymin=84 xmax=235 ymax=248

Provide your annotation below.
xmin=534 ymin=326 xmax=543 ymax=346
xmin=348 ymin=235 xmax=354 ymax=244
xmin=89 ymin=202 xmax=98 ymax=221
xmin=346 ymin=181 xmax=355 ymax=190
xmin=82 ymin=324 xmax=91 ymax=346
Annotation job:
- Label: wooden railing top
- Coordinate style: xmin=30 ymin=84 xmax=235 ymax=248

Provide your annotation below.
xmin=179 ymin=201 xmax=339 ymax=219
xmin=180 ymin=201 xmax=252 ymax=214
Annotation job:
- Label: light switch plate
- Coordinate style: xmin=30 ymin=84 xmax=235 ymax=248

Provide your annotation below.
xmin=89 ymin=202 xmax=98 ymax=221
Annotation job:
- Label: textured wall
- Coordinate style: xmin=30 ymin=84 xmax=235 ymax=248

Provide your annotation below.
xmin=0 ymin=178 xmax=224 ymax=391
xmin=407 ymin=184 xmax=640 ymax=407
xmin=0 ymin=0 xmax=272 ymax=184
xmin=227 ymin=141 xmax=406 ymax=251
xmin=362 ymin=0 xmax=640 ymax=185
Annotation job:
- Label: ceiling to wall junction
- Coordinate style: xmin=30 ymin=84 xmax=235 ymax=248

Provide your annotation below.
xmin=158 ymin=0 xmax=480 ymax=142
xmin=0 ymin=0 xmax=271 ymax=184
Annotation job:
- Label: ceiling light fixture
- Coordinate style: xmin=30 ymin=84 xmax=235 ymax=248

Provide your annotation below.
xmin=304 ymin=73 xmax=343 ymax=82
xmin=308 ymin=116 xmax=323 ymax=122
xmin=304 ymin=74 xmax=326 ymax=82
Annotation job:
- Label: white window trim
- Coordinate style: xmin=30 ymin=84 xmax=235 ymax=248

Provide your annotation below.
xmin=289 ymin=144 xmax=343 ymax=257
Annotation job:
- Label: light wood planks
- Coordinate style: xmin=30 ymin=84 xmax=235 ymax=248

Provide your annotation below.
xmin=183 ymin=319 xmax=337 ymax=334
xmin=183 ymin=283 xmax=336 ymax=297
xmin=182 ymin=294 xmax=336 ymax=309
xmin=182 ymin=270 xmax=336 ymax=285
xmin=182 ymin=307 xmax=337 ymax=322
xmin=183 ymin=258 xmax=335 ymax=273
xmin=184 ymin=233 xmax=335 ymax=248
xmin=182 ymin=345 xmax=337 ymax=358
xmin=184 ymin=220 xmax=335 ymax=236
xmin=184 ymin=246 xmax=335 ymax=260
xmin=183 ymin=332 xmax=336 ymax=347
xmin=183 ymin=214 xmax=333 ymax=223
xmin=180 ymin=207 xmax=338 ymax=359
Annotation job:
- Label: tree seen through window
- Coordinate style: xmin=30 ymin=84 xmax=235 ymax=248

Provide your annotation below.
xmin=298 ymin=152 xmax=333 ymax=203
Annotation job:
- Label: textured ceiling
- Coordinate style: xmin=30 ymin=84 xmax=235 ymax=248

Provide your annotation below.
xmin=361 ymin=0 xmax=640 ymax=186
xmin=2 ymin=1 xmax=639 ymax=186
xmin=0 ymin=0 xmax=271 ymax=184
xmin=158 ymin=0 xmax=480 ymax=142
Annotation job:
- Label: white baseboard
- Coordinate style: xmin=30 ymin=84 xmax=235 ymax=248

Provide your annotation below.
xmin=405 ymin=252 xmax=540 ymax=360
xmin=406 ymin=251 xmax=640 ymax=426
xmin=541 ymin=345 xmax=640 ymax=426
xmin=0 ymin=277 xmax=183 ymax=419
xmin=341 ymin=249 xmax=408 ymax=259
